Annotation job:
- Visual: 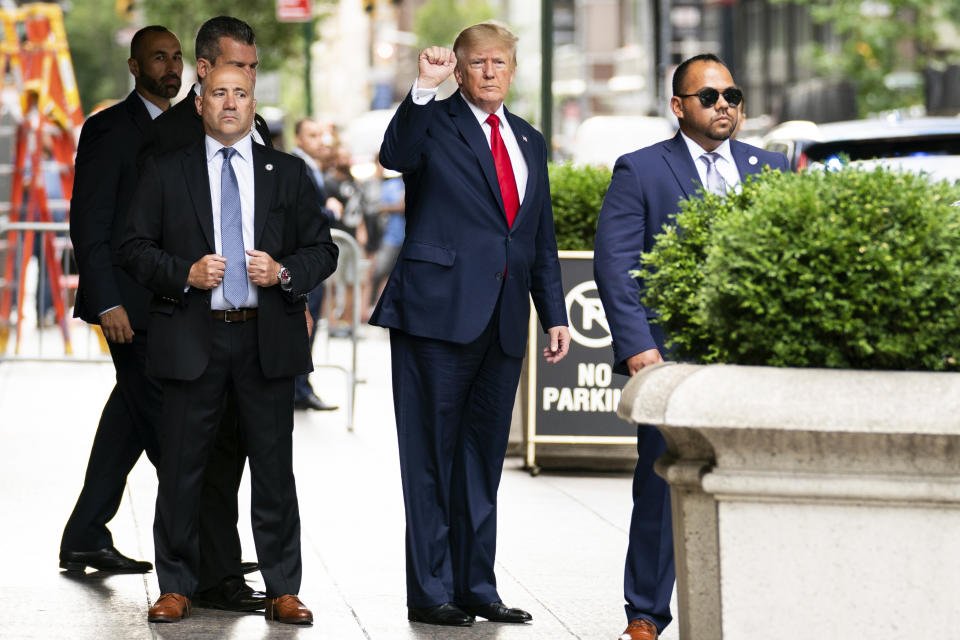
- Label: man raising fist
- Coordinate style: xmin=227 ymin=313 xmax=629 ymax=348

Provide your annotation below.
xmin=370 ymin=22 xmax=570 ymax=627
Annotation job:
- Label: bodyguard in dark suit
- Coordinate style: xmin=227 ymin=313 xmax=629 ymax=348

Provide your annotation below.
xmin=593 ymin=54 xmax=788 ymax=640
xmin=138 ymin=17 xmax=272 ymax=165
xmin=62 ymin=25 xmax=182 ymax=575
xmin=138 ymin=16 xmax=275 ymax=610
xmin=122 ymin=64 xmax=338 ymax=625
xmin=371 ymin=22 xmax=570 ymax=627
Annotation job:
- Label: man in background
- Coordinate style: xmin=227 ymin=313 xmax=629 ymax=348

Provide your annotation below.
xmin=63 ymin=24 xmax=182 ymax=576
xmin=290 ymin=117 xmax=339 ymax=411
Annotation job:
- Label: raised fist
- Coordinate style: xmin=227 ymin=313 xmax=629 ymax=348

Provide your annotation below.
xmin=418 ymin=46 xmax=457 ymax=89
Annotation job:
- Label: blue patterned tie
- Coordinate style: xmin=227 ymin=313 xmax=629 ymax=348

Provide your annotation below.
xmin=700 ymin=152 xmax=729 ymax=196
xmin=220 ymin=147 xmax=248 ymax=308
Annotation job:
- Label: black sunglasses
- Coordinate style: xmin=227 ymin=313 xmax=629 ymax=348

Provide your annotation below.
xmin=676 ymin=87 xmax=743 ymax=108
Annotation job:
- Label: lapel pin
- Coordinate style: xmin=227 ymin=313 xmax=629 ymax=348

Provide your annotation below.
xmin=265 ymin=163 xmax=274 ymax=171
xmin=748 ymin=156 xmax=758 ymax=166
xmin=522 ymin=135 xmax=528 ymax=143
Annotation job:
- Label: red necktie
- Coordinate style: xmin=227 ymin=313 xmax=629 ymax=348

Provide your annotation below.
xmin=486 ymin=113 xmax=519 ymax=227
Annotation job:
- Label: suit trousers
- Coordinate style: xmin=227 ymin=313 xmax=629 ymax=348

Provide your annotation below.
xmin=624 ymin=322 xmax=675 ymax=631
xmin=294 ymin=282 xmax=325 ymax=402
xmin=389 ymin=306 xmax=523 ymax=609
xmin=153 ymin=317 xmax=302 ymax=598
xmin=197 ymin=396 xmax=247 ymax=591
xmin=61 ymin=333 xmax=161 ymax=552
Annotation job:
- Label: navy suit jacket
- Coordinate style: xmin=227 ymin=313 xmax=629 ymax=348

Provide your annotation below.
xmin=370 ymin=91 xmax=567 ymax=357
xmin=120 ymin=140 xmax=339 ymax=381
xmin=70 ymin=91 xmax=154 ymax=329
xmin=594 ymin=132 xmax=788 ymax=373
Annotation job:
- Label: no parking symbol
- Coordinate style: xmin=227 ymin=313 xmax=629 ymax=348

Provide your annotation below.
xmin=564 ymin=280 xmax=611 ymax=349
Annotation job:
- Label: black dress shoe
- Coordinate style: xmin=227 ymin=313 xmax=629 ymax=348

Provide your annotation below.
xmin=294 ymin=393 xmax=338 ymax=411
xmin=59 ymin=546 xmax=152 ymax=573
xmin=193 ymin=576 xmax=266 ymax=612
xmin=240 ymin=561 xmax=259 ymax=574
xmin=461 ymin=602 xmax=533 ymax=623
xmin=407 ymin=602 xmax=474 ymax=626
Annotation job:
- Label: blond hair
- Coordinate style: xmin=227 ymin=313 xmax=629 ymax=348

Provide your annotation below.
xmin=453 ymin=21 xmax=518 ymax=69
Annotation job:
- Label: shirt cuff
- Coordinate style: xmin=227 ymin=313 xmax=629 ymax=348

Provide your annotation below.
xmin=98 ymin=305 xmax=121 ymax=317
xmin=411 ymin=79 xmax=438 ymax=105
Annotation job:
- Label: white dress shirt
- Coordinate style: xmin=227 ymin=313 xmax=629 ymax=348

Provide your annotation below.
xmin=680 ymin=132 xmax=741 ymax=193
xmin=136 ymin=91 xmax=164 ymax=120
xmin=410 ymin=80 xmax=528 ymax=204
xmin=204 ymin=133 xmax=259 ymax=309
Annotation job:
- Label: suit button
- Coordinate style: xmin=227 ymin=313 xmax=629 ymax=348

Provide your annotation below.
xmin=506 ymin=235 xmax=512 ymax=243
xmin=495 ymin=272 xmax=503 ymax=280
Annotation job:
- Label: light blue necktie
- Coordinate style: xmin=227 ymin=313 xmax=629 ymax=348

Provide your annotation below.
xmin=220 ymin=147 xmax=248 ymax=308
xmin=701 ymin=152 xmax=729 ymax=196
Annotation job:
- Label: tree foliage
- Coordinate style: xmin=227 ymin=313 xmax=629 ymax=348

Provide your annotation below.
xmin=143 ymin=0 xmax=310 ymax=70
xmin=548 ymin=162 xmax=611 ymax=251
xmin=776 ymin=0 xmax=959 ymax=115
xmin=413 ymin=0 xmax=495 ymax=49
xmin=63 ymin=0 xmax=130 ymax=114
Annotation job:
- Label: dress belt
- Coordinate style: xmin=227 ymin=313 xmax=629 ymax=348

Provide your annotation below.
xmin=211 ymin=308 xmax=258 ymax=322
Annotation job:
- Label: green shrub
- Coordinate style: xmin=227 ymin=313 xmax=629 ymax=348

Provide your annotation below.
xmin=549 ymin=161 xmax=611 ymax=250
xmin=640 ymin=167 xmax=960 ymax=370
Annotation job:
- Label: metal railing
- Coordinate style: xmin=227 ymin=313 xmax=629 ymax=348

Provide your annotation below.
xmin=0 ymin=218 xmax=109 ymax=362
xmin=321 ymin=229 xmax=367 ymax=432
xmin=0 ymin=220 xmax=367 ymax=432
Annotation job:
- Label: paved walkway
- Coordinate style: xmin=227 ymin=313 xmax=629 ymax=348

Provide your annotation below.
xmin=0 ymin=324 xmax=678 ymax=639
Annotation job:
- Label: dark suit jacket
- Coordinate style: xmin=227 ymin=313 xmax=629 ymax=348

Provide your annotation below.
xmin=369 ymin=91 xmax=567 ymax=358
xmin=70 ymin=91 xmax=154 ymax=329
xmin=120 ymin=139 xmax=339 ymax=381
xmin=594 ymin=131 xmax=788 ymax=373
xmin=138 ymin=86 xmax=272 ymax=168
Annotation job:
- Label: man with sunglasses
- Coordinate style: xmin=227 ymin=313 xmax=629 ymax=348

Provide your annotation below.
xmin=593 ymin=53 xmax=787 ymax=640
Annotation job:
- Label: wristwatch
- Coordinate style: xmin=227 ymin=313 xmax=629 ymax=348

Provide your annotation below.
xmin=277 ymin=265 xmax=292 ymax=291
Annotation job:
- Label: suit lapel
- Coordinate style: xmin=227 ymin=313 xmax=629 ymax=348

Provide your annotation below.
xmin=731 ymin=140 xmax=764 ymax=178
xmin=505 ymin=107 xmax=537 ymax=229
xmin=661 ymin=132 xmax=702 ymax=199
xmin=125 ymin=91 xmax=151 ymax=136
xmin=253 ymin=143 xmax=274 ymax=244
xmin=448 ymin=94 xmax=505 ymax=217
xmin=182 ymin=141 xmax=215 ymax=251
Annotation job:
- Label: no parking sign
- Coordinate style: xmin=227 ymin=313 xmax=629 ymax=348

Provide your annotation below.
xmin=525 ymin=252 xmax=636 ymax=470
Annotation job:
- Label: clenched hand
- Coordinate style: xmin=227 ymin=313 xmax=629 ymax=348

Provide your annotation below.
xmin=418 ymin=46 xmax=457 ymax=89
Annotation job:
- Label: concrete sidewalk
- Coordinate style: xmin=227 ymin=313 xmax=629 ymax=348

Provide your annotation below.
xmin=0 ymin=325 xmax=677 ymax=640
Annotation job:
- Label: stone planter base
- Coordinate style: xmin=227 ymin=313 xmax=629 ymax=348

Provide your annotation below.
xmin=619 ymin=363 xmax=960 ymax=640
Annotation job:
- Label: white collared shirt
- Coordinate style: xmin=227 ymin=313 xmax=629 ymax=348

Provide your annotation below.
xmin=680 ymin=132 xmax=741 ymax=194
xmin=409 ymin=80 xmax=528 ymax=204
xmin=135 ymin=91 xmax=164 ymax=120
xmin=204 ymin=133 xmax=258 ymax=310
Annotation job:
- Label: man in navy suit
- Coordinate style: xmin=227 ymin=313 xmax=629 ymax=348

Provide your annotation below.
xmin=371 ymin=22 xmax=570 ymax=627
xmin=593 ymin=54 xmax=787 ymax=640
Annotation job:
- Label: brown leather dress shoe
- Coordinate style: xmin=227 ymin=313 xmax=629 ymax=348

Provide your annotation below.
xmin=148 ymin=593 xmax=191 ymax=623
xmin=620 ymin=618 xmax=658 ymax=640
xmin=265 ymin=594 xmax=313 ymax=625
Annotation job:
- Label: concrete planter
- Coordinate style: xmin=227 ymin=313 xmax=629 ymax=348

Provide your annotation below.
xmin=618 ymin=363 xmax=960 ymax=640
